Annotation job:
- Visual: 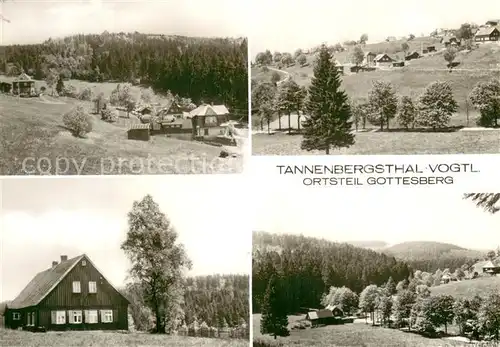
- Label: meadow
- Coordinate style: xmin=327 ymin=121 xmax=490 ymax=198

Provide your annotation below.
xmin=0 ymin=80 xmax=243 ymax=175
xmin=252 ymin=129 xmax=500 ymax=155
xmin=0 ymin=329 xmax=247 ymax=347
xmin=252 ymin=314 xmax=473 ymax=347
xmin=430 ymin=276 xmax=500 ymax=299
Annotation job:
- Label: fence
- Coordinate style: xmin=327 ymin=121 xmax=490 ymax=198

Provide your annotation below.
xmin=175 ymin=326 xmax=249 ymax=340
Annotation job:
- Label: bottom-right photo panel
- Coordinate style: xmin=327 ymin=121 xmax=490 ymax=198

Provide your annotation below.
xmin=253 ymin=192 xmax=500 ymax=347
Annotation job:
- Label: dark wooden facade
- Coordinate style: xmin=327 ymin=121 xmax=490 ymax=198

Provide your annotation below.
xmin=4 ymin=255 xmax=129 ymax=331
xmin=127 ymin=124 xmax=151 ymax=141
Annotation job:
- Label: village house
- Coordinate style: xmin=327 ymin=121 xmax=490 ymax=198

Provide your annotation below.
xmin=3 ymin=254 xmax=130 ymax=331
xmin=485 ymin=19 xmax=500 ymax=27
xmin=373 ymin=53 xmax=394 ymax=68
xmin=474 ymin=26 xmax=500 ymax=42
xmin=427 ymin=45 xmax=436 ymax=53
xmin=188 ymin=104 xmax=230 ymax=139
xmin=482 ymin=259 xmax=500 ymax=275
xmin=405 ymin=51 xmax=421 ymax=60
xmin=12 ymin=72 xmax=36 ymax=97
xmin=363 ymin=52 xmax=376 ymax=67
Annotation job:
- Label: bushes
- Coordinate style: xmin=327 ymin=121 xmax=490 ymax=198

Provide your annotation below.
xmin=78 ymin=87 xmax=94 ymax=101
xmin=101 ymin=107 xmax=118 ymax=123
xmin=252 ymin=337 xmax=285 ymax=347
xmin=63 ymin=105 xmax=93 ymax=137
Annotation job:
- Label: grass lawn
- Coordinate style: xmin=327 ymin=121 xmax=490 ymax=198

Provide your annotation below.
xmin=252 ymin=314 xmax=470 ymax=347
xmin=0 ymin=329 xmax=247 ymax=347
xmin=252 ymin=130 xmax=500 ymax=155
xmin=430 ymin=276 xmax=500 ymax=299
xmin=0 ymin=95 xmax=243 ymax=174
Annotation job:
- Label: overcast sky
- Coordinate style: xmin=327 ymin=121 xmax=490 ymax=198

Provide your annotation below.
xmin=249 ymin=0 xmax=500 ymax=56
xmin=254 ymin=189 xmax=500 ymax=251
xmin=0 ymin=176 xmax=250 ymax=301
xmin=0 ymin=0 xmax=248 ymax=45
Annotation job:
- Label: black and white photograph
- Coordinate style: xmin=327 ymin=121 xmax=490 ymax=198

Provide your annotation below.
xmin=251 ymin=0 xmax=500 ymax=156
xmin=0 ymin=176 xmax=250 ymax=346
xmin=253 ymin=191 xmax=500 ymax=346
xmin=0 ymin=0 xmax=249 ymax=175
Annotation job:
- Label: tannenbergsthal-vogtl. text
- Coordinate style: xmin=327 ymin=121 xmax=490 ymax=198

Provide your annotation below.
xmin=276 ymin=163 xmax=479 ymax=186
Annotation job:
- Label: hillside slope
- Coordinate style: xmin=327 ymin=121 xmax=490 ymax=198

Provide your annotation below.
xmin=430 ymin=276 xmax=500 ymax=299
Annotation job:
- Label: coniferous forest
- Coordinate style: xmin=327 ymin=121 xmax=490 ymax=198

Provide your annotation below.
xmin=252 ymin=231 xmax=412 ymax=314
xmin=0 ymin=32 xmax=248 ymax=110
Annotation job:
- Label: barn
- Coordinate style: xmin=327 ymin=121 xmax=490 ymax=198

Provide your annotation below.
xmin=127 ymin=123 xmax=151 ymax=141
xmin=405 ymin=51 xmax=420 ymax=60
xmin=305 ymin=306 xmax=344 ymax=326
xmin=4 ymin=254 xmax=130 ymax=331
xmin=482 ymin=260 xmax=500 ymax=275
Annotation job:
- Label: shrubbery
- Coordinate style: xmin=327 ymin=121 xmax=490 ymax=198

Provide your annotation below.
xmin=78 ymin=87 xmax=94 ymax=101
xmin=63 ymin=105 xmax=93 ymax=137
xmin=101 ymin=107 xmax=118 ymax=123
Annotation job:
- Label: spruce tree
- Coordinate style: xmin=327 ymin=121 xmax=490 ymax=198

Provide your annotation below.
xmin=301 ymin=44 xmax=354 ymax=154
xmin=56 ymin=75 xmax=65 ymax=95
xmin=260 ymin=275 xmax=289 ymax=339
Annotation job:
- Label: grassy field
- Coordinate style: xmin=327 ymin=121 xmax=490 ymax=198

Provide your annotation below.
xmin=0 ymin=94 xmax=243 ymax=175
xmin=252 ymin=129 xmax=500 ymax=155
xmin=252 ymin=314 xmax=471 ymax=347
xmin=430 ymin=276 xmax=500 ymax=299
xmin=0 ymin=329 xmax=247 ymax=347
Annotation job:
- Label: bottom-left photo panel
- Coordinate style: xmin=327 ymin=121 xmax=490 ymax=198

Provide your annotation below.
xmin=0 ymin=176 xmax=250 ymax=347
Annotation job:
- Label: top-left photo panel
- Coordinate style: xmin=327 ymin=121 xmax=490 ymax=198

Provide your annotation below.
xmin=0 ymin=0 xmax=249 ymax=175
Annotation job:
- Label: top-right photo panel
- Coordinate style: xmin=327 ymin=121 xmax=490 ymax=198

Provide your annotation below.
xmin=251 ymin=0 xmax=500 ymax=156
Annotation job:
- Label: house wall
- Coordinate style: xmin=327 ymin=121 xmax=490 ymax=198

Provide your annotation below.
xmin=38 ymin=256 xmax=129 ymax=330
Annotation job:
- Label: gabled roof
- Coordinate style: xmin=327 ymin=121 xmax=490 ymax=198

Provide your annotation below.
xmin=374 ymin=53 xmax=394 ymax=62
xmin=482 ymin=259 xmax=500 ymax=268
xmin=8 ymin=254 xmax=129 ymax=309
xmin=188 ymin=104 xmax=229 ymax=118
xmin=9 ymin=255 xmax=84 ymax=309
xmin=13 ymin=73 xmax=33 ymax=82
xmin=475 ymin=26 xmax=500 ymax=37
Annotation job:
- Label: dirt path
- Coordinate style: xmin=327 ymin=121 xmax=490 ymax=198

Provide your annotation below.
xmin=267 ymin=66 xmax=290 ymax=85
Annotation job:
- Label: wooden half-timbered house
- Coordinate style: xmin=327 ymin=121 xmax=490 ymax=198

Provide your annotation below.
xmin=4 ymin=254 xmax=129 ymax=331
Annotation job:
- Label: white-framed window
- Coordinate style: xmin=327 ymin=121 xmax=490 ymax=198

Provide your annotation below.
xmin=72 ymin=281 xmax=81 ymax=293
xmin=51 ymin=310 xmax=66 ymax=325
xmin=85 ymin=310 xmax=98 ymax=324
xmin=88 ymin=281 xmax=97 ymax=293
xmin=100 ymin=310 xmax=113 ymax=323
xmin=12 ymin=312 xmax=20 ymax=320
xmin=68 ymin=310 xmax=82 ymax=324
xmin=81 ymin=260 xmax=87 ymax=266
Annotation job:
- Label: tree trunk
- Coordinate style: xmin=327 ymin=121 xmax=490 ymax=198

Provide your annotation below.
xmin=297 ymin=113 xmax=301 ymax=131
xmin=274 ymin=334 xmax=277 ymax=340
xmin=267 ymin=119 xmax=271 ymax=134
xmin=386 ymin=116 xmax=390 ymax=130
xmin=278 ymin=112 xmax=282 ymax=130
xmin=444 ymin=322 xmax=447 ymax=335
xmin=260 ymin=118 xmax=264 ymax=131
xmin=325 ymin=146 xmax=330 ymax=155
xmin=288 ymin=112 xmax=291 ymax=134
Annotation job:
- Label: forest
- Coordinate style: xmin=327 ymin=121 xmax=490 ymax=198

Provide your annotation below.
xmin=252 ymin=231 xmax=412 ymax=314
xmin=122 ymin=274 xmax=249 ymax=332
xmin=0 ymin=32 xmax=248 ymax=110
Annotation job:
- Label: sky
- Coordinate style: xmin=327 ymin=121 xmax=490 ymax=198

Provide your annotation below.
xmin=0 ymin=176 xmax=250 ymax=301
xmin=0 ymin=0 xmax=248 ymax=45
xmin=249 ymin=0 xmax=500 ymax=56
xmin=254 ymin=189 xmax=500 ymax=251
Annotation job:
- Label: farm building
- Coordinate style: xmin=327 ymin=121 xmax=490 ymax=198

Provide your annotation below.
xmin=485 ymin=19 xmax=500 ymax=27
xmin=427 ymin=45 xmax=436 ymax=52
xmin=392 ymin=61 xmax=405 ymax=67
xmin=127 ymin=123 xmax=151 ymax=141
xmin=373 ymin=53 xmax=394 ymax=68
xmin=474 ymin=27 xmax=500 ymax=42
xmin=306 ymin=306 xmax=344 ymax=326
xmin=405 ymin=51 xmax=420 ymax=60
xmin=363 ymin=52 xmax=376 ymax=67
xmin=12 ymin=73 xmax=36 ymax=97
xmin=3 ymin=254 xmax=129 ymax=331
xmin=188 ymin=104 xmax=230 ymax=138
xmin=482 ymin=260 xmax=500 ymax=275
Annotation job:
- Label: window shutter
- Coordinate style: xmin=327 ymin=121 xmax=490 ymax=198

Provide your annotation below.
xmin=100 ymin=310 xmax=105 ymax=323
xmin=68 ymin=311 xmax=73 ymax=324
xmin=84 ymin=310 xmax=88 ymax=323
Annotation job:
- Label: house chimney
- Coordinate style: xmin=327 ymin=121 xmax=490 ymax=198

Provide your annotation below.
xmin=52 ymin=261 xmax=58 ymax=268
xmin=60 ymin=255 xmax=68 ymax=262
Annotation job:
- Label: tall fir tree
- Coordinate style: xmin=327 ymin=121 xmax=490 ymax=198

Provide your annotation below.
xmin=301 ymin=44 xmax=354 ymax=154
xmin=260 ymin=274 xmax=289 ymax=339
